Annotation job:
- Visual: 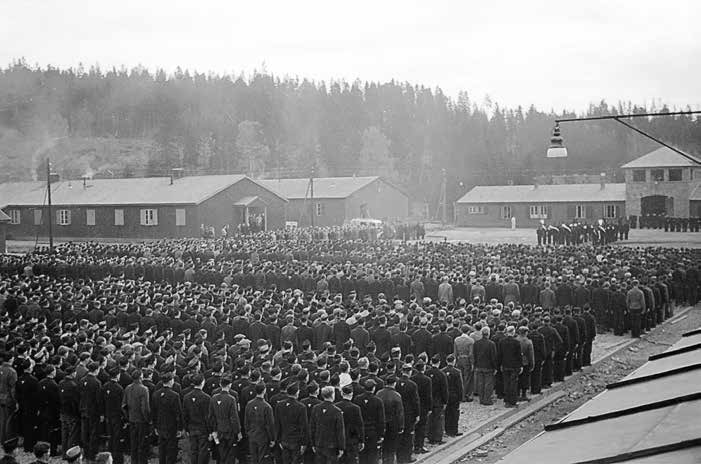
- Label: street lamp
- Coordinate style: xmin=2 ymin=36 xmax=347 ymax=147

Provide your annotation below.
xmin=546 ymin=110 xmax=701 ymax=164
xmin=546 ymin=122 xmax=568 ymax=158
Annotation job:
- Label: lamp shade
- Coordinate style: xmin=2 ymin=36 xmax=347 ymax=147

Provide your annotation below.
xmin=546 ymin=123 xmax=568 ymax=158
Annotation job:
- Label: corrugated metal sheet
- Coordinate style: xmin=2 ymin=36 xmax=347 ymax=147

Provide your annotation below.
xmin=620 ymin=147 xmax=701 ymax=168
xmin=0 ymin=175 xmax=259 ymax=207
xmin=502 ymin=329 xmax=701 ymax=464
xmin=456 ymin=183 xmax=626 ymax=204
xmin=259 ymin=177 xmax=378 ymax=199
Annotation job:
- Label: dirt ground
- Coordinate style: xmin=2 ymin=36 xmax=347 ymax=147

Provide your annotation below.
xmin=454 ymin=306 xmax=701 ymax=463
xmin=425 ymin=226 xmax=701 ymax=248
xmin=7 ymin=226 xmax=701 ymax=254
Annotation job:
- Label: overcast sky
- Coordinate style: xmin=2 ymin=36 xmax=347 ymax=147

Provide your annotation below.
xmin=2 ymin=0 xmax=700 ymax=113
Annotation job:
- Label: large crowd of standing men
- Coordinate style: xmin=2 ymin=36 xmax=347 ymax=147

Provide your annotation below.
xmin=0 ymin=227 xmax=698 ymax=464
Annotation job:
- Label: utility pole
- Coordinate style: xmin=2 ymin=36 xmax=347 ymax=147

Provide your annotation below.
xmin=309 ymin=166 xmax=315 ymax=228
xmin=46 ymin=158 xmax=54 ymax=253
xmin=441 ymin=168 xmax=447 ymax=225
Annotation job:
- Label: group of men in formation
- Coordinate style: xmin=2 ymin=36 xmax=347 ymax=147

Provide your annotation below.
xmin=536 ymin=219 xmax=630 ymax=246
xmin=638 ymin=214 xmax=701 ymax=232
xmin=0 ymin=227 xmax=699 ymax=464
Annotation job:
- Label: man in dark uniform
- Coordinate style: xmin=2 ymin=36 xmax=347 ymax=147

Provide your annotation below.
xmin=573 ymin=307 xmax=588 ymax=371
xmin=553 ymin=315 xmax=570 ymax=382
xmin=16 ymin=359 xmax=38 ymax=453
xmin=376 ymin=376 xmax=403 ymax=464
xmin=301 ymin=383 xmax=322 ymax=464
xmin=78 ymin=361 xmax=102 ymax=461
xmin=538 ymin=316 xmax=561 ymax=388
xmin=152 ymin=372 xmax=183 ymax=464
xmin=209 ymin=375 xmax=242 ymax=464
xmin=183 ymin=373 xmax=211 ymax=464
xmin=274 ymin=383 xmax=309 ymax=464
xmin=353 ymin=380 xmax=385 ymax=464
xmin=442 ymin=355 xmax=463 ymax=437
xmin=102 ymin=367 xmax=125 ymax=464
xmin=527 ymin=323 xmax=546 ymax=395
xmin=582 ymin=307 xmax=597 ymax=367
xmin=37 ymin=365 xmax=60 ymax=456
xmin=59 ymin=366 xmax=80 ymax=458
xmin=426 ymin=355 xmax=448 ymax=444
xmin=410 ymin=363 xmax=431 ymax=455
xmin=310 ymin=386 xmax=346 ymax=464
xmin=244 ymin=383 xmax=275 ymax=464
xmin=395 ymin=365 xmax=419 ymax=463
xmin=562 ymin=309 xmax=579 ymax=376
xmin=335 ymin=384 xmax=364 ymax=464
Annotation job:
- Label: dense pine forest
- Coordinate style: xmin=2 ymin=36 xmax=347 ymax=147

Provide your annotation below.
xmin=1 ymin=59 xmax=700 ymax=211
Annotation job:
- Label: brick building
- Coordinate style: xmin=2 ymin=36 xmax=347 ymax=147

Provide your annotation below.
xmin=621 ymin=147 xmax=701 ymax=218
xmin=0 ymin=174 xmax=287 ymax=239
xmin=260 ymin=176 xmax=409 ymax=227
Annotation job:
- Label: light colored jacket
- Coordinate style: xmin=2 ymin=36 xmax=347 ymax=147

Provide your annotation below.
xmin=454 ymin=334 xmax=474 ymax=366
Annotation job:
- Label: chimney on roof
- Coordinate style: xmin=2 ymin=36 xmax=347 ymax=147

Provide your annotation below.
xmin=170 ymin=167 xmax=185 ymax=185
xmin=81 ymin=174 xmax=91 ymax=189
xmin=533 ymin=178 xmax=538 ymax=189
xmin=600 ymin=172 xmax=606 ymax=189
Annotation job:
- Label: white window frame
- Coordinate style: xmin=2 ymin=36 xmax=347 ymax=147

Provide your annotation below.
xmin=604 ymin=205 xmax=613 ymax=219
xmin=316 ymin=203 xmax=324 ymax=216
xmin=140 ymin=208 xmax=158 ymax=226
xmin=33 ymin=209 xmax=42 ymax=225
xmin=9 ymin=210 xmax=20 ymax=225
xmin=114 ymin=209 xmax=125 ymax=226
xmin=529 ymin=205 xmax=548 ymax=219
xmin=86 ymin=209 xmax=96 ymax=226
xmin=467 ymin=205 xmax=484 ymax=214
xmin=501 ymin=205 xmax=512 ymax=219
xmin=575 ymin=204 xmax=586 ymax=219
xmin=175 ymin=208 xmax=186 ymax=226
xmin=57 ymin=209 xmax=71 ymax=226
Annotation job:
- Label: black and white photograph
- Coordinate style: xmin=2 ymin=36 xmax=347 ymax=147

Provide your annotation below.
xmin=1 ymin=1 xmax=700 ymax=463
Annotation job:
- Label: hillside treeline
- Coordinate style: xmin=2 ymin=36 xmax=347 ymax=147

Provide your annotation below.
xmin=1 ymin=59 xmax=700 ymax=211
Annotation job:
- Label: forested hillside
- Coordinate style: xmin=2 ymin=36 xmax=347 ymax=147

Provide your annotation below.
xmin=1 ymin=59 xmax=700 ymax=210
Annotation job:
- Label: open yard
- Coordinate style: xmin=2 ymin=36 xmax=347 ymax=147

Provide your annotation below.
xmin=425 ymin=225 xmax=701 ymax=248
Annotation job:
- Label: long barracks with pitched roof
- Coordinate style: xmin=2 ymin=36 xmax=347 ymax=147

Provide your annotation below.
xmin=456 ymin=147 xmax=701 ymax=227
xmin=0 ymin=174 xmax=409 ymax=239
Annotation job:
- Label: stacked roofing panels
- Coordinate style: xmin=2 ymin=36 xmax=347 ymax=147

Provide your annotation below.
xmin=502 ymin=328 xmax=701 ymax=464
